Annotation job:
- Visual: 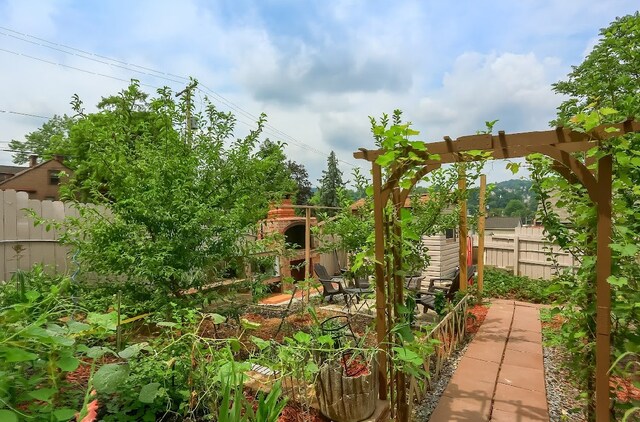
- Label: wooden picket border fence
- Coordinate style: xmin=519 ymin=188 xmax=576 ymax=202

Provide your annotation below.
xmin=408 ymin=294 xmax=470 ymax=406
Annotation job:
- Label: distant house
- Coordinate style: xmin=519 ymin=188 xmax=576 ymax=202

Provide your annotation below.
xmin=0 ymin=155 xmax=72 ymax=201
xmin=485 ymin=216 xmax=522 ymax=236
xmin=0 ymin=164 xmax=27 ymax=182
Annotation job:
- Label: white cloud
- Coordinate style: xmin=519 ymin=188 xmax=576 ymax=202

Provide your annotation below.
xmin=1 ymin=0 xmax=637 ymax=186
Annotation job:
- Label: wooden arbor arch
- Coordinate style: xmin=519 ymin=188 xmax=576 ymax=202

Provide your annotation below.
xmin=354 ymin=120 xmax=640 ymax=422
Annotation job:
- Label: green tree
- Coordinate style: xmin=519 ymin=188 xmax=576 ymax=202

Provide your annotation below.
xmin=532 ymin=12 xmax=640 ymax=420
xmin=256 ymin=140 xmax=297 ymax=197
xmin=286 ymin=160 xmax=312 ymax=205
xmin=58 ymin=80 xmax=293 ymax=301
xmin=503 ymin=199 xmax=526 ymax=218
xmin=9 ymin=114 xmax=74 ymax=164
xmin=552 ymin=12 xmax=640 ymax=123
xmin=317 ymin=151 xmax=344 ymax=210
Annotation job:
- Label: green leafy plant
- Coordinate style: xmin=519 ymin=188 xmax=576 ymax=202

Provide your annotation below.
xmin=530 ymin=12 xmax=640 ymax=420
xmin=482 ymin=267 xmax=560 ymax=304
xmin=254 ymin=380 xmax=289 ymax=422
xmin=44 ymin=80 xmax=295 ymax=305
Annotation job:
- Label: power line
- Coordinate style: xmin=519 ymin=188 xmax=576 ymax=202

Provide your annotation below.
xmin=0 ymin=27 xmax=358 ymax=168
xmin=0 ymin=109 xmax=50 ymax=120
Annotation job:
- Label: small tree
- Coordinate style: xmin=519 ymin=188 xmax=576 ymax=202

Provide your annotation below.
xmin=9 ymin=114 xmax=74 ymax=164
xmin=58 ymin=80 xmax=293 ymax=302
xmin=317 ymin=151 xmax=344 ymax=211
xmin=286 ymin=160 xmax=312 ymax=205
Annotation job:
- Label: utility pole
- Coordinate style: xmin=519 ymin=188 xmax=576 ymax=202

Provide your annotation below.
xmin=175 ymin=80 xmax=198 ymax=145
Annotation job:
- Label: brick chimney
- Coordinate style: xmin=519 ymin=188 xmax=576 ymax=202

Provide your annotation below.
xmin=29 ymin=155 xmax=38 ymax=167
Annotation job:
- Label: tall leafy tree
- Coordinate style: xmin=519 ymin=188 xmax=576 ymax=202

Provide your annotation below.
xmin=552 ymin=12 xmax=640 ymax=123
xmin=9 ymin=114 xmax=74 ymax=164
xmin=317 ymin=151 xmax=344 ymax=210
xmin=58 ymin=80 xmax=293 ymax=300
xmin=531 ymin=12 xmax=640 ymax=420
xmin=286 ymin=160 xmax=312 ymax=205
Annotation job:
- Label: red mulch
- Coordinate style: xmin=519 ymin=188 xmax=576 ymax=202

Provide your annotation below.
xmin=65 ymin=355 xmax=120 ymax=389
xmin=341 ymin=354 xmax=371 ymax=377
xmin=199 ymin=310 xmax=343 ymax=344
xmin=245 ymin=391 xmax=328 ymax=422
xmin=610 ymin=376 xmax=640 ymax=403
xmin=278 ymin=402 xmax=328 ymax=422
xmin=466 ymin=304 xmax=489 ymax=334
xmin=541 ymin=314 xmax=566 ymax=330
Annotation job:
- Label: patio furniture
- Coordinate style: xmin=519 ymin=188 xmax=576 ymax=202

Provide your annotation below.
xmin=354 ymin=275 xmax=371 ymax=289
xmin=416 ymin=265 xmax=476 ymax=313
xmin=405 ymin=275 xmax=425 ymax=292
xmin=315 ymin=264 xmax=373 ymax=310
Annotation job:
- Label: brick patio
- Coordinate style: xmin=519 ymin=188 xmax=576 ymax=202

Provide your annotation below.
xmin=429 ymin=299 xmax=550 ymax=421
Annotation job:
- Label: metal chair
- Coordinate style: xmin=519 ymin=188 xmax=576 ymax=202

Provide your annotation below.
xmin=417 ymin=265 xmax=476 ymax=313
xmin=314 ymin=264 xmax=373 ymax=310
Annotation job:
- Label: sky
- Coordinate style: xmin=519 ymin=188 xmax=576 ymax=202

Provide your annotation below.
xmin=0 ymin=0 xmax=638 ymax=188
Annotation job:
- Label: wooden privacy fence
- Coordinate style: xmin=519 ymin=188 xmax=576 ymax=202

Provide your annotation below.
xmin=0 ymin=189 xmax=78 ymax=282
xmin=478 ymin=226 xmax=576 ymax=280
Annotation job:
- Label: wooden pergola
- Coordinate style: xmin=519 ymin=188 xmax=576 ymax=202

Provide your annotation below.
xmin=354 ymin=119 xmax=640 ymax=422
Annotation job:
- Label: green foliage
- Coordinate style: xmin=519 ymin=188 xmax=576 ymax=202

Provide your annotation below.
xmin=317 ymin=151 xmax=345 ymax=211
xmin=552 ymin=12 xmax=640 ymax=124
xmin=52 ymin=80 xmax=293 ymax=301
xmin=468 ymin=179 xmax=537 ymax=220
xmin=482 ymin=267 xmax=559 ymax=304
xmin=9 ymin=114 xmax=74 ymax=165
xmin=433 ymin=291 xmax=447 ymax=316
xmin=531 ymin=12 xmax=640 ymax=419
xmin=254 ymin=380 xmax=289 ymax=422
xmin=286 ymin=160 xmax=313 ymax=206
xmin=0 ymin=268 xmax=116 ymax=421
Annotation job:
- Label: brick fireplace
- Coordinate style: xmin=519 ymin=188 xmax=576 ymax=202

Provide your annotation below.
xmin=260 ymin=199 xmax=319 ymax=292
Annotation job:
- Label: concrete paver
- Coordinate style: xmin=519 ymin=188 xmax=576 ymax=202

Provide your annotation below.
xmin=498 ymin=363 xmax=546 ymax=393
xmin=505 ymin=338 xmax=543 ymax=355
xmin=502 ymin=348 xmax=544 ymax=371
xmin=454 ymin=357 xmax=501 ymax=383
xmin=428 ymin=300 xmax=549 ymax=421
xmin=493 ymin=383 xmax=549 ymax=418
xmin=429 ymin=396 xmax=492 ymax=422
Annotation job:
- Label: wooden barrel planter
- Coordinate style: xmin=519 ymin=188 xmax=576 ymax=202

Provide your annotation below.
xmin=315 ymin=356 xmax=378 ymax=422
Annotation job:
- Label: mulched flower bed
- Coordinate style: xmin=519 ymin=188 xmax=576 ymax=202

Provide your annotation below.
xmin=278 ymin=402 xmax=328 ymax=422
xmin=466 ymin=303 xmax=489 ymax=334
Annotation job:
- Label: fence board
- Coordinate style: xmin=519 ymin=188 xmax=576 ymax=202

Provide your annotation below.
xmin=481 ymin=226 xmax=576 ymax=280
xmin=0 ymin=190 xmax=81 ymax=281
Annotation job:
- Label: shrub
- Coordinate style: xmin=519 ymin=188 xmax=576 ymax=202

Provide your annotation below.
xmin=482 ymin=267 xmax=561 ymax=304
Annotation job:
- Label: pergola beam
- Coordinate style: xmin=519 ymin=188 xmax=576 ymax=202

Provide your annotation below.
xmin=354 ymin=120 xmax=640 ymax=162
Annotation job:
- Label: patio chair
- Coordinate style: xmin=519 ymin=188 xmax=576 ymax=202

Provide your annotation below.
xmin=405 ymin=275 xmax=425 ymax=292
xmin=416 ymin=265 xmax=476 ymax=313
xmin=314 ymin=263 xmax=373 ymax=308
xmin=314 ymin=263 xmax=347 ymax=303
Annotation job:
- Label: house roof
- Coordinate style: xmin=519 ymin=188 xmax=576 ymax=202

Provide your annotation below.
xmin=485 ymin=216 xmax=521 ymax=229
xmin=0 ymin=158 xmax=71 ymax=186
xmin=0 ymin=165 xmax=27 ymax=174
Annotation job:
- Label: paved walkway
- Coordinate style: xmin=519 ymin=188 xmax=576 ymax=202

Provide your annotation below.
xmin=429 ymin=299 xmax=549 ymax=422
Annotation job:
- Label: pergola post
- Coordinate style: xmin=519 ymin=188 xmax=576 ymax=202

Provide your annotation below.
xmin=458 ymin=164 xmax=468 ymax=292
xmin=392 ymin=189 xmax=408 ymax=421
xmin=372 ymin=162 xmax=388 ymax=400
xmin=477 ymin=174 xmax=486 ymax=295
xmin=595 ymin=154 xmax=613 ymax=422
